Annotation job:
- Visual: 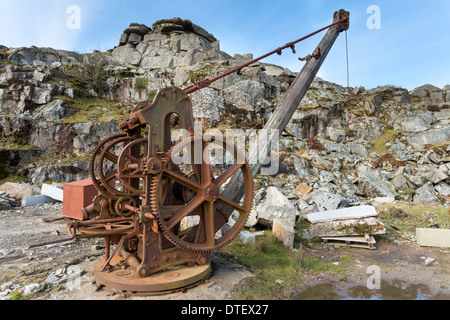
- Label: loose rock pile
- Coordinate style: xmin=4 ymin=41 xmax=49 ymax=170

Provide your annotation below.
xmin=0 ymin=191 xmax=20 ymax=210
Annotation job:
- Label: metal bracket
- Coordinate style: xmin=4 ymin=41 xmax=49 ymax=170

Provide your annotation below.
xmin=299 ymin=48 xmax=321 ymax=62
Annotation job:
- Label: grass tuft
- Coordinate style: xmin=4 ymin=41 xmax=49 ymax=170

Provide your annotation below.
xmin=220 ymin=232 xmax=342 ymax=300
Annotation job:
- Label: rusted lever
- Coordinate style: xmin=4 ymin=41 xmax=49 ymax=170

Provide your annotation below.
xmin=29 ymin=236 xmax=75 ymax=249
xmin=29 ymin=221 xmax=77 ymax=248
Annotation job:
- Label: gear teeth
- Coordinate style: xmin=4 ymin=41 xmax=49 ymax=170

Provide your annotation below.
xmin=99 ymin=136 xmax=136 ymax=197
xmin=90 ymin=132 xmax=129 ymax=200
xmin=77 ymin=222 xmax=134 ymax=236
xmin=115 ymin=196 xmax=138 ymax=217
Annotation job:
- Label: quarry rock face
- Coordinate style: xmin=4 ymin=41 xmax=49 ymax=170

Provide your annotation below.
xmin=0 ymin=17 xmax=449 ymax=215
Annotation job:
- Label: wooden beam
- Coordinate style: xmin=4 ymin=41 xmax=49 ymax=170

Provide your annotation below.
xmin=221 ymin=10 xmax=349 ymax=213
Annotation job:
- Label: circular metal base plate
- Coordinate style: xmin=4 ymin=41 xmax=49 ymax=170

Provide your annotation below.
xmin=94 ymin=258 xmax=212 ymax=293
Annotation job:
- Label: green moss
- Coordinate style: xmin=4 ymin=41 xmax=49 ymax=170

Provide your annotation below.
xmin=370 ymin=129 xmax=401 ymax=154
xmin=20 ymin=152 xmax=90 ymax=167
xmin=0 ymin=175 xmax=27 ymax=185
xmin=0 ymin=50 xmax=9 ymax=60
xmin=8 ymin=284 xmax=48 ymax=300
xmin=9 ymin=291 xmax=24 ymax=300
xmin=0 ymin=142 xmax=38 ymax=151
xmin=431 ymin=141 xmax=450 ymax=149
xmin=378 ymin=202 xmax=450 ymax=237
xmin=188 ymin=63 xmax=225 ymax=85
xmin=339 ymin=255 xmax=355 ymax=265
xmin=350 ymin=108 xmax=366 ymax=117
xmin=0 ymin=50 xmax=16 ymax=66
xmin=134 ymin=78 xmax=148 ymax=93
xmin=188 ymin=70 xmax=208 ymax=84
xmin=53 ymin=96 xmax=129 ymax=123
xmin=353 ymin=223 xmax=373 ymax=235
xmin=294 ymin=219 xmax=320 ymax=246
xmin=61 ymin=58 xmax=110 ymax=97
xmin=147 ymin=90 xmax=158 ymax=101
xmin=399 ymin=186 xmax=416 ymax=195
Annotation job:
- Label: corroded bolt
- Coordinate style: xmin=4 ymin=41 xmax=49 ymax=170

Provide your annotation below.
xmin=100 ymin=200 xmax=109 ymax=208
xmin=198 ymin=256 xmax=207 ymax=265
xmin=139 ymin=268 xmax=148 ymax=277
xmin=130 ymin=115 xmax=139 ymax=125
xmin=118 ymin=121 xmax=128 ymax=130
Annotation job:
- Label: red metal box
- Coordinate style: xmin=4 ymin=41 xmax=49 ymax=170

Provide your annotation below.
xmin=63 ymin=179 xmax=98 ymax=220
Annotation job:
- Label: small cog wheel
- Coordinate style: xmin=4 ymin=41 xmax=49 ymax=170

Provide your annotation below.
xmin=114 ymin=196 xmax=140 ymax=217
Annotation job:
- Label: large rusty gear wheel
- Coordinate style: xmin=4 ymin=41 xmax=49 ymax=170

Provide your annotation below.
xmin=150 ymin=135 xmax=253 ymax=253
xmin=98 ymin=135 xmax=136 ymax=197
xmin=90 ymin=132 xmax=129 ymax=199
xmin=116 ymin=138 xmax=150 ymax=195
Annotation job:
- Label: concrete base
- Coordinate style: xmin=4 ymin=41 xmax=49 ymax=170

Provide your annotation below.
xmin=94 ymin=257 xmax=212 ymax=293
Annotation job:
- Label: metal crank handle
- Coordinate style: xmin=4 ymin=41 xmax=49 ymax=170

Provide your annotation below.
xmin=29 ymin=236 xmax=75 ymax=249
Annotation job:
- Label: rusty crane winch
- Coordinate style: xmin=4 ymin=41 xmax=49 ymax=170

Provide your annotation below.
xmin=31 ymin=10 xmax=349 ymax=293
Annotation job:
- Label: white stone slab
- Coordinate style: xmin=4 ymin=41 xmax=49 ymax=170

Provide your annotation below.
xmin=416 ymin=228 xmax=450 ymax=248
xmin=309 ymin=217 xmax=386 ymax=237
xmin=305 ymin=205 xmax=378 ymax=224
xmin=41 ymin=184 xmax=63 ymax=202
xmin=373 ymin=197 xmax=395 ymax=203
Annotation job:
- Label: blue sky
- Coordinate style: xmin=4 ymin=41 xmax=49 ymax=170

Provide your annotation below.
xmin=1 ymin=0 xmax=449 ymax=91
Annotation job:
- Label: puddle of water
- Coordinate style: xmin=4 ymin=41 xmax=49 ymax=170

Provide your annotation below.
xmin=294 ymin=280 xmax=450 ymax=300
xmin=293 ymin=283 xmax=346 ymax=300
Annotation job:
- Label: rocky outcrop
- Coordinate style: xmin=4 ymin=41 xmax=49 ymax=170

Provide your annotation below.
xmin=152 ymin=18 xmax=217 ymax=43
xmin=119 ymin=23 xmax=152 ymax=47
xmin=7 ymin=46 xmax=84 ymax=68
xmin=111 ymin=18 xmax=226 ymax=71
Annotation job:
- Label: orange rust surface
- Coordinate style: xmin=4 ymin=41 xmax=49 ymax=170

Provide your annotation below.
xmin=63 ymin=179 xmax=98 ymax=220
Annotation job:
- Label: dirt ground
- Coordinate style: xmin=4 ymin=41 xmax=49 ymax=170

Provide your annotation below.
xmin=295 ymin=240 xmax=450 ymax=300
xmin=0 ymin=204 xmax=449 ymax=300
xmin=0 ymin=204 xmax=253 ymax=300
